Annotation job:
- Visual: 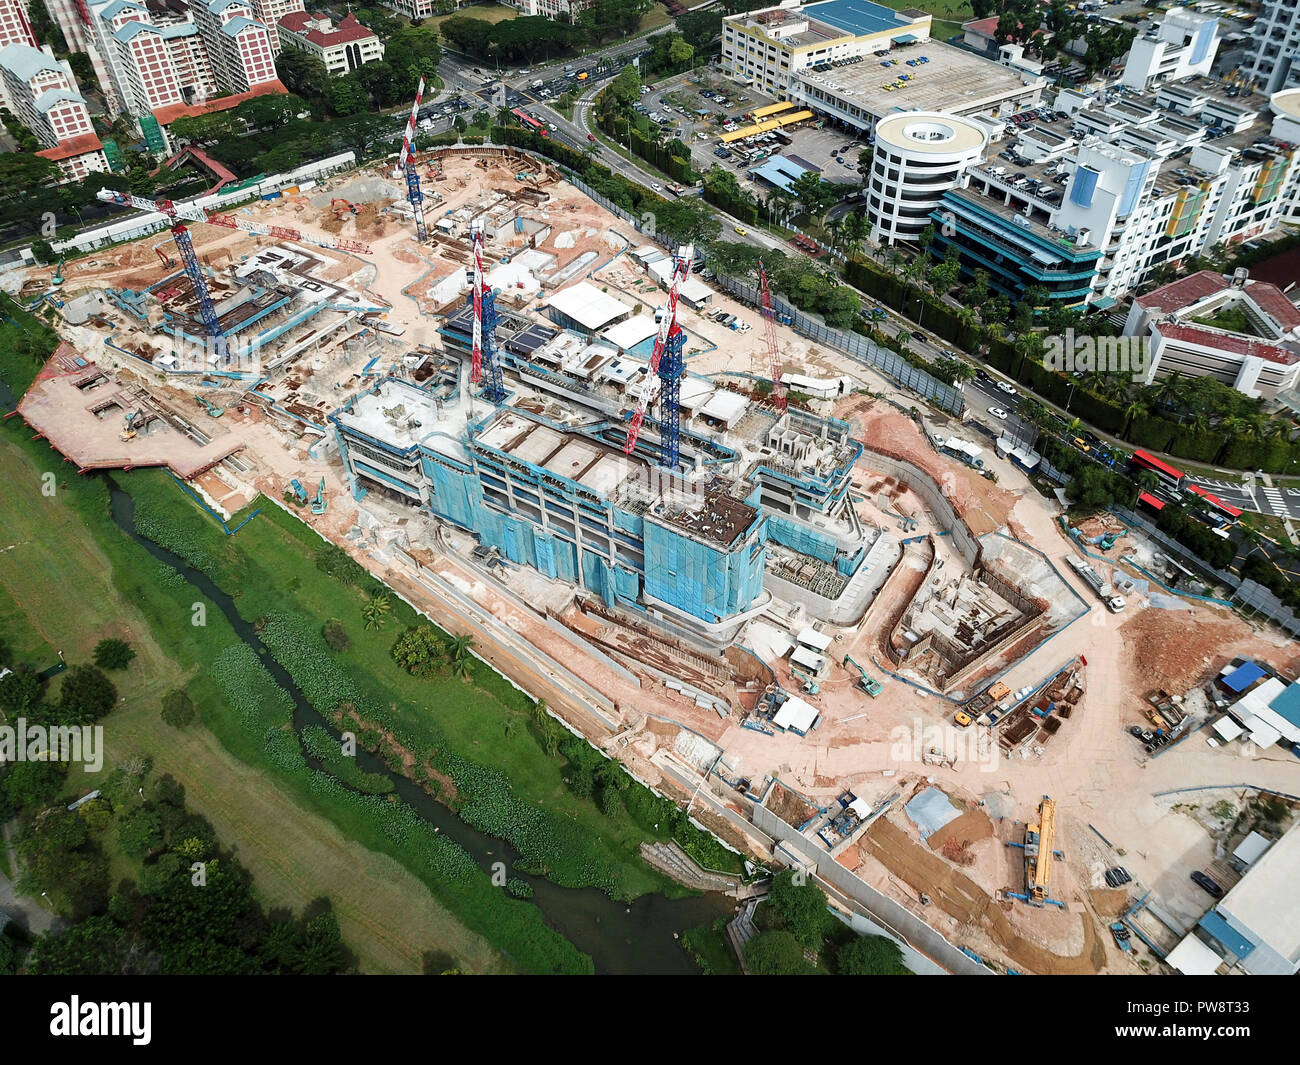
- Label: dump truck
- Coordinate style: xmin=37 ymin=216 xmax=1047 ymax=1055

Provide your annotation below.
xmin=965 ymin=680 xmax=1010 ymax=718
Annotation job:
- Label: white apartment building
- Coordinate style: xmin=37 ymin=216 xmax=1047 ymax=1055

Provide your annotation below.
xmin=0 ymin=43 xmax=107 ymax=181
xmin=1120 ymin=8 xmax=1219 ymax=91
xmin=192 ymin=0 xmax=277 ymax=95
xmin=1242 ymin=0 xmax=1300 ymax=95
xmin=277 ymin=12 xmax=382 ymax=75
xmin=0 ymin=0 xmax=35 ymax=49
xmin=379 ymin=0 xmax=435 ymax=20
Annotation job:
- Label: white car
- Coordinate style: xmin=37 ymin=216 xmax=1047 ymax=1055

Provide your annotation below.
xmin=987 ymin=406 xmax=1009 ymax=420
xmin=995 ymin=380 xmax=1018 ymax=395
xmin=651 ymin=183 xmax=662 ymax=191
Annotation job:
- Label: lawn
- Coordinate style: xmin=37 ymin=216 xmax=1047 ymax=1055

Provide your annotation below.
xmin=427 ymin=1 xmax=519 ymax=33
xmin=0 ymin=432 xmax=507 ymax=974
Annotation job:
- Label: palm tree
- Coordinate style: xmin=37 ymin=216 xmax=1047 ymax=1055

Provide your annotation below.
xmin=531 ymin=698 xmax=550 ymax=727
xmin=447 ymin=633 xmax=475 ymax=680
xmin=504 ymin=718 xmax=519 ymax=739
xmin=826 ymin=213 xmax=846 ymax=253
xmin=362 ymin=592 xmax=392 ymax=630
xmin=949 ymin=360 xmax=977 ymax=386
xmin=1122 ymin=399 xmax=1147 ymax=438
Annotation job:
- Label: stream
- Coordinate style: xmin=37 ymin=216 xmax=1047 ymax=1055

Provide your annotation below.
xmin=106 ymin=485 xmax=733 ymax=974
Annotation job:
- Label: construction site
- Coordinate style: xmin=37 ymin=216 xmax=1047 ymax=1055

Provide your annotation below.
xmin=11 ymin=135 xmax=1300 ymax=977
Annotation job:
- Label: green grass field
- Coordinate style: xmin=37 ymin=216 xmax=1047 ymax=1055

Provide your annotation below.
xmin=0 ymin=433 xmax=508 ymax=974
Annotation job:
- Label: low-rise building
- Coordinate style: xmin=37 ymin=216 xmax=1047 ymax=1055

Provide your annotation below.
xmin=1124 ymin=269 xmax=1300 ymax=398
xmin=277 ymin=12 xmax=383 ymax=75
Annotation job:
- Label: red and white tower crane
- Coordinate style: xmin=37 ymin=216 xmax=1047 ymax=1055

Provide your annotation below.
xmin=758 ymin=258 xmax=786 ymax=412
xmin=465 ymin=221 xmax=505 ymax=403
xmin=397 ymin=78 xmax=428 ymax=242
xmin=624 ymin=244 xmax=692 ymax=469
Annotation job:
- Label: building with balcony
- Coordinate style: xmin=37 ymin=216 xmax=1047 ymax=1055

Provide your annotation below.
xmin=1242 ymin=0 xmax=1300 ymax=96
xmin=0 ymin=43 xmax=108 ymax=182
xmin=1120 ymin=8 xmax=1219 ymax=92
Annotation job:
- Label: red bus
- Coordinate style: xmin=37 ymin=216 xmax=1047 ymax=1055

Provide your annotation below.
xmin=511 ymin=108 xmax=548 ymax=137
xmin=1186 ymin=484 xmax=1243 ymax=521
xmin=1129 ymin=449 xmax=1185 ymax=491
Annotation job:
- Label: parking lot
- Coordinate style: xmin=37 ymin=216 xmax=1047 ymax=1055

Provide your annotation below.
xmin=634 ymin=71 xmax=868 ymax=193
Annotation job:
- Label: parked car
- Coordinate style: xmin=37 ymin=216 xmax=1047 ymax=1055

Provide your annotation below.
xmin=987 ymin=406 xmax=1009 ymax=420
xmin=1190 ymin=871 xmax=1223 ymax=899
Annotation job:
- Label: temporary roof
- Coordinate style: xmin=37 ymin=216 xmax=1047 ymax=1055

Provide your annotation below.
xmin=1268 ymin=680 xmax=1300 ymax=731
xmin=795 ymin=627 xmax=833 ymax=652
xmin=1230 ymin=677 xmax=1299 ymax=744
xmin=678 ymin=278 xmax=714 ymax=305
xmin=847 ymin=797 xmax=872 ymax=818
xmin=790 ymin=646 xmax=825 ymax=673
xmin=602 ymin=314 xmax=658 ymax=350
xmin=544 ymin=282 xmax=631 ymax=331
xmin=1232 ymin=831 xmax=1272 ymax=867
xmin=1198 ymin=909 xmax=1256 ymax=960
xmin=1222 ymin=660 xmax=1266 ymax=694
xmin=1212 ymin=716 xmax=1245 ymax=742
xmin=678 ymin=376 xmax=714 ymax=410
xmin=1167 ymin=933 xmax=1225 ymax=976
xmin=773 ymin=695 xmax=819 ymax=734
xmin=699 ymin=390 xmax=748 ymax=425
xmin=1247 ymin=717 xmax=1282 ymax=749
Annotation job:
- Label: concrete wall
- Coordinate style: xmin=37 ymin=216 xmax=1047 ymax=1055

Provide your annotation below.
xmin=861 ymin=449 xmax=983 ymax=567
xmin=753 ymin=802 xmax=992 ymax=976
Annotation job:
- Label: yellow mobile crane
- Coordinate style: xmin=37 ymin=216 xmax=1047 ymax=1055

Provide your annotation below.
xmin=1025 ymin=796 xmax=1056 ymax=905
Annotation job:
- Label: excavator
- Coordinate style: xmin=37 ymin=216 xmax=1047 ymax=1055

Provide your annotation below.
xmin=311 ymin=477 xmax=327 ymax=515
xmin=195 ymin=394 xmax=223 ymax=418
xmin=51 ymin=257 xmax=64 ymax=287
xmin=842 ymin=654 xmax=882 ymax=698
xmin=790 ymin=666 xmax=820 ymax=696
xmin=119 ymin=409 xmax=140 ymax=442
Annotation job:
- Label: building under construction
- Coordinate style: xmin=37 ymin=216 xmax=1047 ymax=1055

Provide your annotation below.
xmin=331 ymin=282 xmax=873 ymax=641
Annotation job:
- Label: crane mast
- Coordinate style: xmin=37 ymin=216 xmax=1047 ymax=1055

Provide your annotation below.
xmin=398 ymin=78 xmax=428 ymax=242
xmin=758 ymin=259 xmax=786 ymax=412
xmin=466 ymin=222 xmax=505 ymax=404
xmin=623 ymin=244 xmax=692 ymax=469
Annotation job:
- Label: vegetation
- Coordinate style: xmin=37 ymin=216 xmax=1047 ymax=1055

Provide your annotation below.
xmin=160 ymin=689 xmax=196 ymax=728
xmin=836 ymin=933 xmax=909 ymax=975
xmin=92 ymin=637 xmax=135 ymax=671
xmin=746 ymin=930 xmax=809 ymax=974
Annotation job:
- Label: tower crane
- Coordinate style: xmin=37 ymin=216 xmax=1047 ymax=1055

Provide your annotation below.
xmin=96 ymin=189 xmax=372 ymax=361
xmin=758 ymin=258 xmax=786 ymax=412
xmin=466 ymin=221 xmax=505 ymax=404
xmin=623 ymin=244 xmax=692 ymax=469
xmin=397 ymin=77 xmax=428 ymax=242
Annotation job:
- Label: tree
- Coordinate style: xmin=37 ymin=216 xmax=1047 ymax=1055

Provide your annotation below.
xmin=322 ymin=619 xmax=350 ymax=652
xmin=608 ymin=64 xmax=642 ymax=108
xmin=118 ymin=806 xmax=164 ymax=858
xmin=668 ymin=38 xmax=695 ymax=67
xmin=361 ymin=592 xmax=392 ymax=630
xmin=58 ymin=665 xmax=117 ymax=724
xmin=837 ymin=934 xmax=909 ymax=975
xmin=0 ymin=664 xmax=45 ymax=713
xmin=31 ymin=238 xmax=56 ymax=265
xmin=390 ymin=625 xmax=446 ymax=677
xmin=439 ymin=15 xmax=495 ymax=56
xmin=767 ymin=869 xmax=832 ymax=949
xmin=25 ymin=916 xmax=128 ymax=975
xmin=746 ymin=930 xmax=807 ymax=975
xmin=93 ymin=638 xmax=135 ymax=671
xmin=580 ymin=0 xmax=650 ymax=43
xmin=0 ymin=152 xmax=59 ymax=198
xmin=160 ymin=689 xmax=195 ymax=728
xmin=2 ymin=758 xmax=66 ymax=810
xmin=446 ymin=633 xmax=475 ymax=681
xmin=329 ymin=73 xmax=369 ymax=117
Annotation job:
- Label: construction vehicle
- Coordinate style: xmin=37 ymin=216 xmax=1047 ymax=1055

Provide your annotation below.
xmin=154 ymin=241 xmax=176 ymax=268
xmin=954 ymin=710 xmax=973 ymax=728
xmin=311 ymin=477 xmax=327 ymax=515
xmin=51 ymin=257 xmax=64 ymax=286
xmin=1066 ymin=554 xmax=1125 ymax=612
xmin=1024 ymin=795 xmax=1057 ymax=906
xmin=288 ymin=479 xmax=309 ymax=505
xmin=119 ymin=410 xmax=140 ymax=442
xmin=195 ymin=395 xmax=223 ymax=418
xmin=790 ymin=666 xmax=820 ymax=696
xmin=842 ymin=655 xmax=882 ymax=697
xmin=331 ymin=198 xmax=359 ymax=217
xmin=964 ymin=680 xmax=1010 ymax=722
